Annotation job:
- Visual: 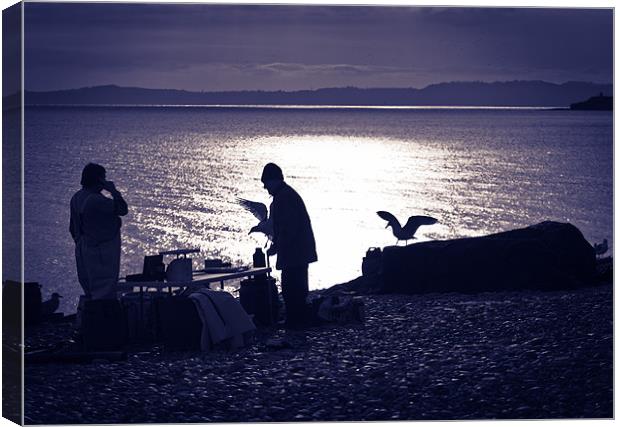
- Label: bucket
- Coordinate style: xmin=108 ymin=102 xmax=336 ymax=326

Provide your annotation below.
xmin=239 ymin=277 xmax=278 ymax=326
xmin=120 ymin=292 xmax=162 ymax=344
xmin=166 ymin=258 xmax=193 ymax=282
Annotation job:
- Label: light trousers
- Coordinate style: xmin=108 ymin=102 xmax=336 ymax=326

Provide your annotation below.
xmin=75 ymin=233 xmax=121 ymax=300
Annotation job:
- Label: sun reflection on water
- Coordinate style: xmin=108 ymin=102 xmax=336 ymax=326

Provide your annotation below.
xmin=227 ymin=134 xmax=458 ymax=289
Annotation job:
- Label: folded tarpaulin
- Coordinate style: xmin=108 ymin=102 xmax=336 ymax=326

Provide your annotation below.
xmin=189 ymin=289 xmax=256 ymax=351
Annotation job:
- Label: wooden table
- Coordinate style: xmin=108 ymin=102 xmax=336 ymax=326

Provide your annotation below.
xmin=116 ymin=267 xmax=272 ymax=294
xmin=117 ymin=267 xmax=272 ymax=327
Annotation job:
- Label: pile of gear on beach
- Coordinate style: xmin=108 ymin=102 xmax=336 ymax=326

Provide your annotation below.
xmin=9 ymin=248 xmax=365 ymax=364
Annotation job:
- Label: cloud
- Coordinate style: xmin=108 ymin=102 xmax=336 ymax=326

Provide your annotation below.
xmin=254 ymin=62 xmax=415 ymax=76
xmin=258 ymin=63 xmax=307 ymax=73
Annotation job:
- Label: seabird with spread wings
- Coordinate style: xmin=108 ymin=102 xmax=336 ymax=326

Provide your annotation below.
xmin=236 ymin=197 xmax=273 ymax=242
xmin=377 ymin=211 xmax=438 ymax=245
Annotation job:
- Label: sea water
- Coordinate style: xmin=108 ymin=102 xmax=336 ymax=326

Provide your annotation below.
xmin=9 ymin=106 xmax=613 ymax=313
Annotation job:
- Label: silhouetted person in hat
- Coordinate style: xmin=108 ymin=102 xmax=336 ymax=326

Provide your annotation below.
xmin=261 ymin=163 xmax=317 ymax=328
xmin=70 ymin=163 xmax=128 ymax=300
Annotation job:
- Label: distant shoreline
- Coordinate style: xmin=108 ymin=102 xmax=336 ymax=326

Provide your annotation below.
xmin=6 ymin=80 xmax=611 ymax=111
xmin=21 ymin=104 xmax=569 ymax=111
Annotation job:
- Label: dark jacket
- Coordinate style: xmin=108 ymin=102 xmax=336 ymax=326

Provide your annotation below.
xmin=70 ymin=188 xmax=128 ymax=245
xmin=270 ymin=182 xmax=318 ymax=270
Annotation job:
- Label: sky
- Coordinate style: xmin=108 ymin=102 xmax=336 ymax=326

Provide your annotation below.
xmin=20 ymin=2 xmax=614 ymax=92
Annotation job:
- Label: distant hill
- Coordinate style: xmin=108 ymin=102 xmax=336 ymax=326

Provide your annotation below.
xmin=7 ymin=80 xmax=613 ymax=108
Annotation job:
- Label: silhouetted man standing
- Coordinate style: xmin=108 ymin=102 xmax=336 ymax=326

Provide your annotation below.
xmin=262 ymin=163 xmax=317 ymax=328
xmin=70 ymin=163 xmax=128 ymax=300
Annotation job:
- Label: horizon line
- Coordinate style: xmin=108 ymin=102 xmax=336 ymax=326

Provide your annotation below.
xmin=16 ymin=79 xmax=614 ymax=96
xmin=20 ymin=104 xmax=568 ymax=110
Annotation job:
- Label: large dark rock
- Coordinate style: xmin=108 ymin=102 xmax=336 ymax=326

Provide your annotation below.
xmin=381 ymin=221 xmax=596 ymax=294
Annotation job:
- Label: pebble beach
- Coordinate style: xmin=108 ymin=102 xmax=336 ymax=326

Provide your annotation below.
xmin=20 ymin=279 xmax=613 ymax=424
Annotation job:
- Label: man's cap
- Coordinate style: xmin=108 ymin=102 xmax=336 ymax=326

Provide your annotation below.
xmin=261 ymin=163 xmax=284 ymax=182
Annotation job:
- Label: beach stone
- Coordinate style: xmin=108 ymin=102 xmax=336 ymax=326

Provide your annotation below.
xmin=22 ymin=281 xmax=612 ymax=423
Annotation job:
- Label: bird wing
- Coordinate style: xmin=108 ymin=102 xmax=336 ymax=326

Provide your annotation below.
xmin=377 ymin=211 xmax=401 ymax=229
xmin=250 ymin=217 xmax=274 ymax=238
xmin=236 ymin=198 xmax=268 ymax=222
xmin=403 ymin=215 xmax=438 ymax=235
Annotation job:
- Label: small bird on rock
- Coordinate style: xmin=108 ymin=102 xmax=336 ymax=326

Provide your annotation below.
xmin=41 ymin=293 xmax=62 ymax=317
xmin=236 ymin=197 xmax=273 ymax=241
xmin=593 ymin=239 xmax=608 ymax=257
xmin=377 ymin=211 xmax=438 ymax=245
